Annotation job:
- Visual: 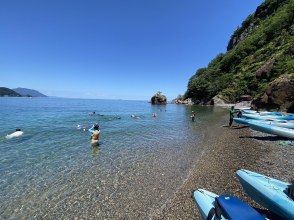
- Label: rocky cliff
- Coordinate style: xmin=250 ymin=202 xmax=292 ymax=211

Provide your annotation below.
xmin=185 ymin=0 xmax=294 ymax=112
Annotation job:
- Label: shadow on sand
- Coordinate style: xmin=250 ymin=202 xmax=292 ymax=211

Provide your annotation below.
xmin=231 ymin=125 xmax=248 ymax=130
xmin=221 ymin=125 xmax=248 ymax=129
xmin=239 ymin=135 xmax=290 ymax=141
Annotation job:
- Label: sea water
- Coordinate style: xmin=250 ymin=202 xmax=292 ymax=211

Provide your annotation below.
xmin=0 ymin=97 xmax=221 ymax=218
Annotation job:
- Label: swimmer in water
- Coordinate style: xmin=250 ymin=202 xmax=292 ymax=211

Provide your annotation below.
xmin=191 ymin=111 xmax=196 ymax=122
xmin=89 ymin=111 xmax=96 ymax=116
xmin=90 ymin=124 xmax=100 ymax=145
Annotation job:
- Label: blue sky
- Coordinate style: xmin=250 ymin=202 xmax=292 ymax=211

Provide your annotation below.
xmin=1 ymin=0 xmax=264 ymax=100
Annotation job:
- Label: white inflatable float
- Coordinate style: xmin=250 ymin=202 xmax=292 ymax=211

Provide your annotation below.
xmin=6 ymin=131 xmax=24 ymax=139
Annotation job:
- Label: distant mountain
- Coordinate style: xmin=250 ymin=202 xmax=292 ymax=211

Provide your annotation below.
xmin=0 ymin=87 xmax=22 ymax=97
xmin=13 ymin=88 xmax=47 ymax=97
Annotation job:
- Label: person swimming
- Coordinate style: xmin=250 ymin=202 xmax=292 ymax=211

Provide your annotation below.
xmin=131 ymin=115 xmax=140 ymax=119
xmin=152 ymin=113 xmax=157 ymax=117
xmin=77 ymin=124 xmax=88 ymax=132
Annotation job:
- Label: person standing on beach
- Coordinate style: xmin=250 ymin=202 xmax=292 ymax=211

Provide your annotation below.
xmin=229 ymin=106 xmax=235 ymax=126
xmin=191 ymin=111 xmax=196 ymax=122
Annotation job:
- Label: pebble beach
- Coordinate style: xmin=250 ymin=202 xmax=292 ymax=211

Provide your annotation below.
xmin=152 ymin=112 xmax=294 ymax=220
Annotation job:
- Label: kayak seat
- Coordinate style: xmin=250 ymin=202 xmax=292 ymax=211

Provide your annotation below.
xmin=215 ymin=195 xmax=265 ymax=220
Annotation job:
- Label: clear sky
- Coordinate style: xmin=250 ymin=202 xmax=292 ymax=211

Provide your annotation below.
xmin=1 ymin=0 xmax=264 ymax=100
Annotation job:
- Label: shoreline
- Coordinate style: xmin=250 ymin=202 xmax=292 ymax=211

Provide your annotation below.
xmin=151 ymin=112 xmax=294 ymax=219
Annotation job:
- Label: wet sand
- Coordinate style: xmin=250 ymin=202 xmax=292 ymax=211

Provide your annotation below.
xmin=151 ymin=113 xmax=294 ymax=219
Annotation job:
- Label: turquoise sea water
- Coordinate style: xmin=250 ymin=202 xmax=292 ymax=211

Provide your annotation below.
xmin=0 ymin=97 xmax=221 ymax=218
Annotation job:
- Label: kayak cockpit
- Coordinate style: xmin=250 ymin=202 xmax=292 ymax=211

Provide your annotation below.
xmin=211 ymin=195 xmax=265 ymax=220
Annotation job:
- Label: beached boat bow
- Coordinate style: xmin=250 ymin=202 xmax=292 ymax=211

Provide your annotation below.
xmin=237 ymin=169 xmax=294 ymax=219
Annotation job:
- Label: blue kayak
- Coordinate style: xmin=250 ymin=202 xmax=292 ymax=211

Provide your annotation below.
xmin=242 ymin=113 xmax=280 ymax=121
xmin=243 ymin=113 xmax=294 ymax=121
xmin=278 ymin=115 xmax=294 ymax=120
xmin=237 ymin=169 xmax=294 ymax=219
xmin=241 ymin=110 xmax=284 ymax=116
xmin=241 ymin=109 xmax=258 ymax=114
xmin=234 ymin=118 xmax=294 ymax=129
xmin=193 ymin=189 xmax=265 ymax=220
xmin=259 ymin=111 xmax=283 ymax=116
xmin=248 ymin=121 xmax=294 ymax=139
xmin=233 ymin=117 xmax=251 ymax=125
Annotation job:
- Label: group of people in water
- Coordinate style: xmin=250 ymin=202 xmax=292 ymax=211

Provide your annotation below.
xmin=7 ymin=108 xmax=198 ymax=144
xmin=82 ymin=112 xmax=167 ymax=145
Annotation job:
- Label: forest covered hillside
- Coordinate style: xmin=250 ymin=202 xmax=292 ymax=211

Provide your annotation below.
xmin=185 ymin=0 xmax=294 ymax=112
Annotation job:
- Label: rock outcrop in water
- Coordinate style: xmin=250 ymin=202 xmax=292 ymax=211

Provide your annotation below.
xmin=151 ymin=91 xmax=167 ymax=105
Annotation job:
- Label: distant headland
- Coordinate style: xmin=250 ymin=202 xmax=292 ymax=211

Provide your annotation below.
xmin=0 ymin=87 xmax=47 ymax=97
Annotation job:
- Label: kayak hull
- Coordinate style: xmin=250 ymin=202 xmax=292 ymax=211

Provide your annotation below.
xmin=234 ymin=118 xmax=294 ymax=129
xmin=248 ymin=121 xmax=294 ymax=139
xmin=243 ymin=113 xmax=294 ymax=121
xmin=242 ymin=114 xmax=278 ymax=121
xmin=237 ymin=169 xmax=294 ymax=219
xmin=193 ymin=189 xmax=224 ymax=220
xmin=233 ymin=117 xmax=250 ymax=125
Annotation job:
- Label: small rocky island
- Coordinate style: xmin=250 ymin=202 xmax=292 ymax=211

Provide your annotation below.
xmin=151 ymin=91 xmax=167 ymax=105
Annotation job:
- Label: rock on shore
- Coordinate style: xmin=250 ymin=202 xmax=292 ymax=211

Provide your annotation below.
xmin=252 ymin=74 xmax=294 ymax=113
